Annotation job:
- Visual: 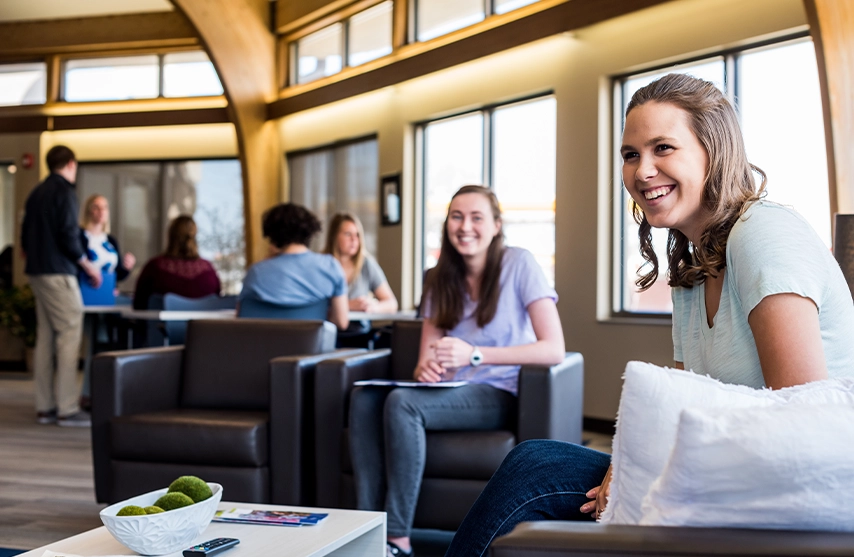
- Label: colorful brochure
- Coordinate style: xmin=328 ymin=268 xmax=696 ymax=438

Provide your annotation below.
xmin=214 ymin=508 xmax=328 ymax=526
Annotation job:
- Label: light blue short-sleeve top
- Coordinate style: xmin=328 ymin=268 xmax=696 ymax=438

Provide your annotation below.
xmin=672 ymin=201 xmax=854 ymax=388
xmin=423 ymin=247 xmax=558 ymax=395
xmin=239 ymin=251 xmax=347 ymax=306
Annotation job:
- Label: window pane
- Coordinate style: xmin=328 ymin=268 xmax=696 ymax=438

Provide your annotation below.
xmin=163 ymin=51 xmax=224 ymax=97
xmin=494 ymin=0 xmax=539 ymax=15
xmin=739 ymin=40 xmax=830 ymax=247
xmin=0 ymin=63 xmax=46 ymax=106
xmin=0 ymin=163 xmax=16 ymax=252
xmin=76 ymin=160 xmax=245 ymax=294
xmin=423 ymin=113 xmax=484 ymax=269
xmin=417 ymin=0 xmax=485 ymax=42
xmin=348 ymin=1 xmax=393 ymax=67
xmin=618 ymin=59 xmax=725 ymax=314
xmin=288 ymin=138 xmax=379 ymax=254
xmin=296 ymin=23 xmax=344 ymax=84
xmin=493 ymin=97 xmax=556 ymax=286
xmin=172 ymin=160 xmax=246 ymax=294
xmin=64 ymin=55 xmax=159 ymax=102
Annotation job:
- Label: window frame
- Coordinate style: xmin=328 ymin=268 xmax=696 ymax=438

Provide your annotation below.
xmin=609 ymin=31 xmax=823 ymax=321
xmin=290 ymin=0 xmax=393 ymax=86
xmin=414 ymin=91 xmax=555 ymax=301
xmin=59 ymin=48 xmax=223 ymax=103
xmin=408 ymin=0 xmax=540 ymax=43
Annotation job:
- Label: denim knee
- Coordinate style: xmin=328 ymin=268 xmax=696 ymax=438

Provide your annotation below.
xmin=383 ymin=388 xmax=423 ymax=424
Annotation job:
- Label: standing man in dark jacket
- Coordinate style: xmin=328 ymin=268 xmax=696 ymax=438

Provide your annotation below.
xmin=21 ymin=145 xmax=101 ymax=427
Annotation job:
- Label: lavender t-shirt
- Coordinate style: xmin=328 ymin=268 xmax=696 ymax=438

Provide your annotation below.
xmin=423 ymin=247 xmax=558 ymax=395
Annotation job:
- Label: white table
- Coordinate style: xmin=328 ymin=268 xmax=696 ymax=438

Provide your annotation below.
xmin=17 ymin=502 xmax=386 ymax=557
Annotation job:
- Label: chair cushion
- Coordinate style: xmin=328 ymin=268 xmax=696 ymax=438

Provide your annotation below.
xmin=424 ymin=431 xmax=516 ymax=479
xmin=181 ymin=319 xmax=336 ymax=410
xmin=339 ymin=428 xmax=515 ymax=480
xmin=111 ymin=409 xmax=269 ymax=467
xmin=389 ymin=321 xmax=423 ymax=380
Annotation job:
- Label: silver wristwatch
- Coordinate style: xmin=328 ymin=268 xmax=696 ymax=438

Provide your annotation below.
xmin=470 ymin=346 xmax=484 ymax=367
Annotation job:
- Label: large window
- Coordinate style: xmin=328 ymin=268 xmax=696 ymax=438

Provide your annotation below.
xmin=76 ymin=159 xmax=245 ymax=294
xmin=287 ymin=137 xmax=379 ymax=254
xmin=414 ymin=0 xmax=540 ymax=42
xmin=0 ymin=62 xmax=47 ymax=106
xmin=294 ymin=1 xmax=393 ymax=85
xmin=419 ymin=96 xmax=556 ymax=288
xmin=63 ymin=51 xmax=223 ymax=102
xmin=613 ymin=37 xmax=829 ymax=316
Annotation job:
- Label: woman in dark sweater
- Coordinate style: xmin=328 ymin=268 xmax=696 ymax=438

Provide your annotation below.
xmin=133 ymin=215 xmax=221 ymax=309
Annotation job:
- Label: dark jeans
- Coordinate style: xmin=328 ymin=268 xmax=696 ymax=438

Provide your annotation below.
xmin=445 ymin=439 xmax=612 ymax=557
xmin=348 ymin=383 xmax=517 ymax=538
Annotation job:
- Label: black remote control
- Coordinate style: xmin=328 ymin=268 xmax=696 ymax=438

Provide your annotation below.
xmin=183 ymin=537 xmax=240 ymax=557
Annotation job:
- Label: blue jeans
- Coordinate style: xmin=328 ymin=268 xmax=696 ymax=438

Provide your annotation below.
xmin=444 ymin=439 xmax=612 ymax=557
xmin=348 ymin=383 xmax=517 ymax=538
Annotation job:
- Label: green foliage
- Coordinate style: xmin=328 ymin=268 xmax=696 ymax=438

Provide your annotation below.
xmin=0 ymin=285 xmax=36 ymax=348
xmin=168 ymin=476 xmax=212 ymax=503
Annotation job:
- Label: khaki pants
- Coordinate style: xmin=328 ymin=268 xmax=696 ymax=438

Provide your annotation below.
xmin=28 ymin=274 xmax=84 ymax=417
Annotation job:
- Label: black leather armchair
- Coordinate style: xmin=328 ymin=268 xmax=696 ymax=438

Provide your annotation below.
xmin=91 ymin=318 xmax=359 ymax=505
xmin=314 ymin=320 xmax=584 ymax=531
xmin=490 ymin=522 xmax=854 ymax=556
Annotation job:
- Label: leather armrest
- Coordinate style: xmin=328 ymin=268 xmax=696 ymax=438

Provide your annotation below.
xmin=517 ymin=352 xmax=583 ymax=444
xmin=490 ymin=522 xmax=854 ymax=556
xmin=313 ymin=349 xmax=393 ymax=507
xmin=268 ymin=349 xmax=364 ymax=505
xmin=91 ymin=345 xmax=184 ymax=503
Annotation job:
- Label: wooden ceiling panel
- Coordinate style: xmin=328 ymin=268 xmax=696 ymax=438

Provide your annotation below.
xmin=0 ymin=11 xmax=198 ymax=58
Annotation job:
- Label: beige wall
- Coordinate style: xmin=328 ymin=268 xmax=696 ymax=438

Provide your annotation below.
xmin=277 ymin=0 xmax=810 ymax=419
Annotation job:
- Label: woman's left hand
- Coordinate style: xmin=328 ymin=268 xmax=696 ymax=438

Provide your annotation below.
xmin=430 ymin=337 xmax=475 ymax=368
xmin=123 ymin=252 xmax=136 ymax=270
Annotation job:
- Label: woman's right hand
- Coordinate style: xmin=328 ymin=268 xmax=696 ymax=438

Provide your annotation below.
xmin=414 ymin=359 xmax=445 ymax=383
xmin=580 ymin=464 xmax=612 ymax=519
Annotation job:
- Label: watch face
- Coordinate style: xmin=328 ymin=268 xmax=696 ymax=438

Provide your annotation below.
xmin=471 ymin=349 xmax=483 ymax=366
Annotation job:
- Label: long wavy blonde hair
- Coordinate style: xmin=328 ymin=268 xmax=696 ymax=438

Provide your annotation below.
xmin=323 ymin=212 xmax=366 ymax=284
xmin=627 ymin=73 xmax=766 ymax=290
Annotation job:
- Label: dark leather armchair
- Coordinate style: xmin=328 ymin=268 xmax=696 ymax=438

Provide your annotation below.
xmin=490 ymin=522 xmax=854 ymax=556
xmin=313 ymin=320 xmax=584 ymax=531
xmin=91 ymin=318 xmax=358 ymax=505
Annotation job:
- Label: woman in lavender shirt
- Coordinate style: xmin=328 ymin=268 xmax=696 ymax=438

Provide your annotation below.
xmin=348 ymin=185 xmax=566 ymax=557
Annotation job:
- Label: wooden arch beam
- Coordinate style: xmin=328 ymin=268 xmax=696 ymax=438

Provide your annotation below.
xmin=169 ymin=0 xmax=279 ymax=264
xmin=805 ymin=0 xmax=854 ymax=215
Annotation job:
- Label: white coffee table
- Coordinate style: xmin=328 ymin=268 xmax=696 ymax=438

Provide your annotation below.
xmin=17 ymin=502 xmax=386 ymax=557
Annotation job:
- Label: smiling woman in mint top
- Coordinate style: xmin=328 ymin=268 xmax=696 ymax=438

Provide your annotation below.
xmin=348 ymin=185 xmax=565 ymax=557
xmin=442 ymin=74 xmax=854 ymax=557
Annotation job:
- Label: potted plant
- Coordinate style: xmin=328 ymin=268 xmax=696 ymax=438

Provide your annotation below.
xmin=0 ymin=285 xmax=37 ymax=369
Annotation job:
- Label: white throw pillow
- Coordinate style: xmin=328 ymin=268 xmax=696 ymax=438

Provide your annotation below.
xmin=601 ymin=361 xmax=785 ymax=525
xmin=640 ymin=404 xmax=854 ymax=531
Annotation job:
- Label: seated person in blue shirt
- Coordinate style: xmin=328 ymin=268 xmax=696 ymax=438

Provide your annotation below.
xmin=239 ymin=203 xmax=349 ymax=330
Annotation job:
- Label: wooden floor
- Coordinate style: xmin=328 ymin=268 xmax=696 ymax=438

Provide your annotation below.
xmin=0 ymin=374 xmax=104 ymax=551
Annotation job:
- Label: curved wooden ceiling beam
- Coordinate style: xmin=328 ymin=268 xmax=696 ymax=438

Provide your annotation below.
xmin=805 ymin=0 xmax=854 ymax=215
xmin=169 ymin=0 xmax=279 ymax=264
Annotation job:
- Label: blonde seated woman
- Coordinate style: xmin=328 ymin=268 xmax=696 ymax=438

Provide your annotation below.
xmin=324 ymin=212 xmax=398 ymax=314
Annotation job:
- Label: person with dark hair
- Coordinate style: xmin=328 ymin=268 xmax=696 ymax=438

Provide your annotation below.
xmin=238 ymin=202 xmax=349 ymax=329
xmin=442 ymin=74 xmax=854 ymax=557
xmin=348 ymin=185 xmax=565 ymax=557
xmin=323 ymin=212 xmax=398 ymax=313
xmin=21 ymin=144 xmax=102 ymax=427
xmin=132 ymin=215 xmax=220 ymax=309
